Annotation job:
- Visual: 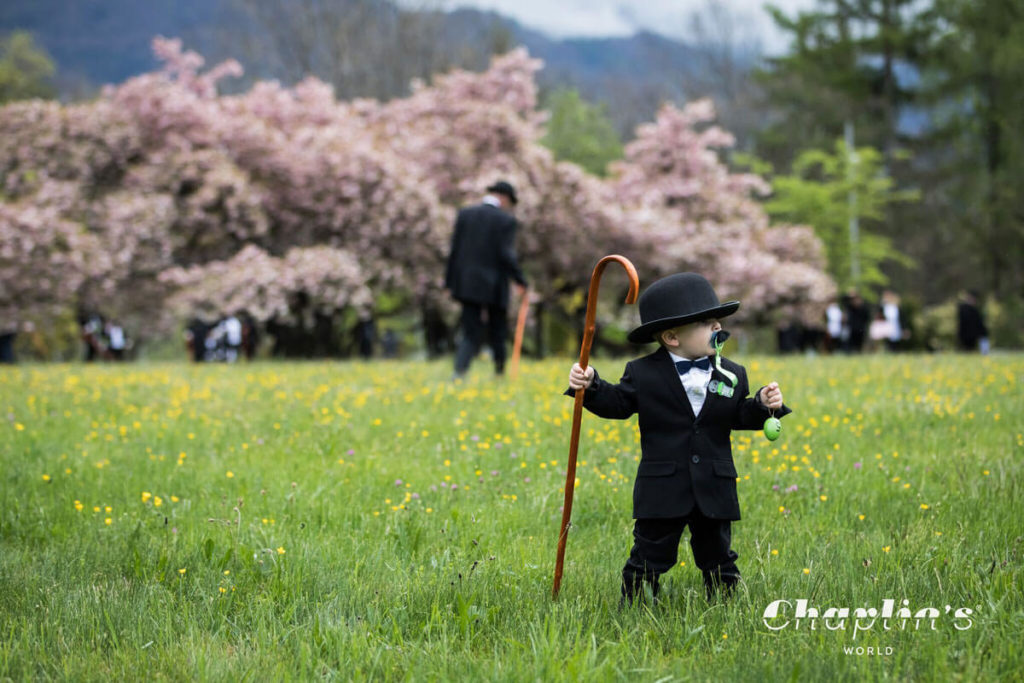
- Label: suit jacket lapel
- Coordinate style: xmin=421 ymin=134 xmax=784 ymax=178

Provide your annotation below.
xmin=654 ymin=347 xmax=696 ymax=421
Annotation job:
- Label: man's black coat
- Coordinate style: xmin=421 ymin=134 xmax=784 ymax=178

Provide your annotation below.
xmin=571 ymin=346 xmax=791 ymax=521
xmin=445 ymin=203 xmax=526 ymax=308
xmin=956 ymin=301 xmax=988 ymax=348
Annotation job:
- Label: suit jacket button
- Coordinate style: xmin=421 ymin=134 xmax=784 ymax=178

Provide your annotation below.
xmin=692 ymin=455 xmax=700 ymax=464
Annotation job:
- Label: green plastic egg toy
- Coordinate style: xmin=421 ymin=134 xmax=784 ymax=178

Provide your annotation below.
xmin=764 ymin=416 xmax=782 ymax=441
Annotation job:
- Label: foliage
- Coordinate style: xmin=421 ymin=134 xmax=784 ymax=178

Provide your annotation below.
xmin=755 ymin=0 xmax=1024 ymax=328
xmin=762 ymin=139 xmax=917 ymax=291
xmin=0 ymin=31 xmax=55 ymax=103
xmin=916 ymin=0 xmax=1024 ymax=300
xmin=540 ymin=88 xmax=623 ymax=176
xmin=611 ymin=100 xmax=836 ymax=324
xmin=160 ymin=244 xmax=373 ymax=324
xmin=755 ymin=0 xmax=929 ymax=167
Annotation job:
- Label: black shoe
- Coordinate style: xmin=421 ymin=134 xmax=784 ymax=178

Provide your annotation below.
xmin=619 ymin=585 xmax=658 ymax=609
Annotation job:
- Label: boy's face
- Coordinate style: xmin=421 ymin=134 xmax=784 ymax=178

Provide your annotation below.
xmin=660 ymin=318 xmax=722 ymax=359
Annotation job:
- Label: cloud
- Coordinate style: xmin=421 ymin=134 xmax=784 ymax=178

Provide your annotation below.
xmin=436 ymin=0 xmax=818 ymax=51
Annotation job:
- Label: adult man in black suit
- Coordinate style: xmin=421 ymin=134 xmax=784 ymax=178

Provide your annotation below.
xmin=445 ymin=181 xmax=527 ymax=378
xmin=567 ymin=273 xmax=791 ymax=603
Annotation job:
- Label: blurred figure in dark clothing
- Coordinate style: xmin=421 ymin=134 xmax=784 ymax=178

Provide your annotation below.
xmin=842 ymin=290 xmax=869 ymax=353
xmin=777 ymin=318 xmax=803 ymax=354
xmin=957 ymin=290 xmax=989 ymax=354
xmin=0 ymin=328 xmax=15 ymax=364
xmin=355 ymin=314 xmax=376 ymax=360
xmin=445 ymin=180 xmax=527 ymax=378
xmin=240 ymin=311 xmax=258 ymax=360
xmin=80 ymin=311 xmax=106 ymax=362
xmin=382 ymin=328 xmax=399 ymax=359
xmin=185 ymin=318 xmax=210 ymax=363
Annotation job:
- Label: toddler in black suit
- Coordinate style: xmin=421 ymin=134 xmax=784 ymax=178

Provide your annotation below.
xmin=566 ymin=273 xmax=791 ymax=603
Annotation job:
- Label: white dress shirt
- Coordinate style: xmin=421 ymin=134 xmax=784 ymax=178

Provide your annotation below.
xmin=668 ymin=351 xmax=713 ymax=417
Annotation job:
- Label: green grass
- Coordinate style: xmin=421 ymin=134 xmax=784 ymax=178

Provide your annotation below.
xmin=1 ymin=355 xmax=1022 ymax=681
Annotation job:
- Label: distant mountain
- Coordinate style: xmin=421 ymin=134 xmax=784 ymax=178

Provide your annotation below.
xmin=442 ymin=9 xmax=708 ymax=134
xmin=0 ymin=0 xmax=231 ymax=92
xmin=1 ymin=0 xmax=753 ymax=137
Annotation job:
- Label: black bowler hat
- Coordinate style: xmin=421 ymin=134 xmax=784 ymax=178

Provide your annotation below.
xmin=486 ymin=180 xmax=517 ymax=204
xmin=627 ymin=272 xmax=740 ymax=344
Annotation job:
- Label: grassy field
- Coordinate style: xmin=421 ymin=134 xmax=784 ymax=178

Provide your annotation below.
xmin=1 ymin=354 xmax=1022 ymax=681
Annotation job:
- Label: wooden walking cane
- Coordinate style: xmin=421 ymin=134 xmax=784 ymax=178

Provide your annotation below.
xmin=509 ymin=287 xmax=531 ymax=380
xmin=552 ymin=255 xmax=639 ymax=599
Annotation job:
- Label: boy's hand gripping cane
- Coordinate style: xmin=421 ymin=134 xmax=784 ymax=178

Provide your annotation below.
xmin=552 ymin=255 xmax=639 ymax=599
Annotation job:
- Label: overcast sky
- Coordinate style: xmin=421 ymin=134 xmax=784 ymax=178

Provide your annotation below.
xmin=436 ymin=0 xmax=819 ymax=53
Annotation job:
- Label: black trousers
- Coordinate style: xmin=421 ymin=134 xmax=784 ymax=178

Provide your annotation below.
xmin=622 ymin=511 xmax=740 ymax=601
xmin=454 ymin=302 xmax=508 ymax=375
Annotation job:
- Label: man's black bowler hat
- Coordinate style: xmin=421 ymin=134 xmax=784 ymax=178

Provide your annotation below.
xmin=627 ymin=272 xmax=740 ymax=344
xmin=486 ymin=180 xmax=518 ymax=204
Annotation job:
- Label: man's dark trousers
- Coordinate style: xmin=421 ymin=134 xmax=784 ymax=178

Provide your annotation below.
xmin=454 ymin=302 xmax=508 ymax=375
xmin=622 ymin=511 xmax=740 ymax=602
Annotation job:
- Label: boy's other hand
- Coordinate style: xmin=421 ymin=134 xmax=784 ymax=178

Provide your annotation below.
xmin=759 ymin=382 xmax=783 ymax=410
xmin=568 ymin=363 xmax=595 ymax=391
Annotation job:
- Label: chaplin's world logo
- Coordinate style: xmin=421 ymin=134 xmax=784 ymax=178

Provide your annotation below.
xmin=762 ymin=599 xmax=975 ymax=640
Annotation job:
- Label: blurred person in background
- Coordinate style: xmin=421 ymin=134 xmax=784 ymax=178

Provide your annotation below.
xmin=868 ymin=308 xmax=893 ymax=353
xmin=843 ymin=290 xmax=869 ymax=353
xmin=445 ymin=180 xmax=527 ymax=379
xmin=0 ymin=326 xmax=15 ymax=364
xmin=824 ymin=298 xmax=844 ymax=354
xmin=957 ymin=290 xmax=989 ymax=354
xmin=106 ymin=320 xmax=127 ymax=360
xmin=185 ymin=318 xmax=209 ymax=362
xmin=240 ymin=311 xmax=258 ymax=361
xmin=79 ymin=310 xmax=106 ymax=362
xmin=881 ymin=290 xmax=904 ymax=352
xmin=224 ymin=312 xmax=242 ymax=362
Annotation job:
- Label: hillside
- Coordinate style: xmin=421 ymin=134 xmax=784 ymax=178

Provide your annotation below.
xmin=0 ymin=0 xmax=748 ymax=136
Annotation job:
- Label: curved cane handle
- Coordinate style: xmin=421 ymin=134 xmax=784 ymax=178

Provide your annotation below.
xmin=577 ymin=255 xmax=640 ymax=371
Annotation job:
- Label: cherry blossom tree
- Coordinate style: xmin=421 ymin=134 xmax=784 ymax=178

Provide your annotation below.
xmin=0 ymin=38 xmax=834 ymax=354
xmin=160 ymin=244 xmax=372 ymax=323
xmin=610 ymin=99 xmax=835 ymax=324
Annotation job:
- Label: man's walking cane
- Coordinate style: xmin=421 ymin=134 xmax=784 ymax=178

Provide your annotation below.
xmin=509 ymin=287 xmax=531 ymax=380
xmin=552 ymin=255 xmax=639 ymax=599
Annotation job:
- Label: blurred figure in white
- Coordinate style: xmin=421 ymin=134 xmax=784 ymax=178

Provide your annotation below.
xmin=881 ymin=290 xmax=903 ymax=352
xmin=868 ymin=308 xmax=893 ymax=352
xmin=106 ymin=320 xmax=127 ymax=360
xmin=224 ymin=313 xmax=242 ymax=362
xmin=824 ymin=298 xmax=843 ymax=354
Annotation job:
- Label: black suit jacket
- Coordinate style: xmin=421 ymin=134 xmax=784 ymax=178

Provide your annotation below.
xmin=568 ymin=346 xmax=791 ymax=520
xmin=445 ymin=203 xmax=526 ymax=307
